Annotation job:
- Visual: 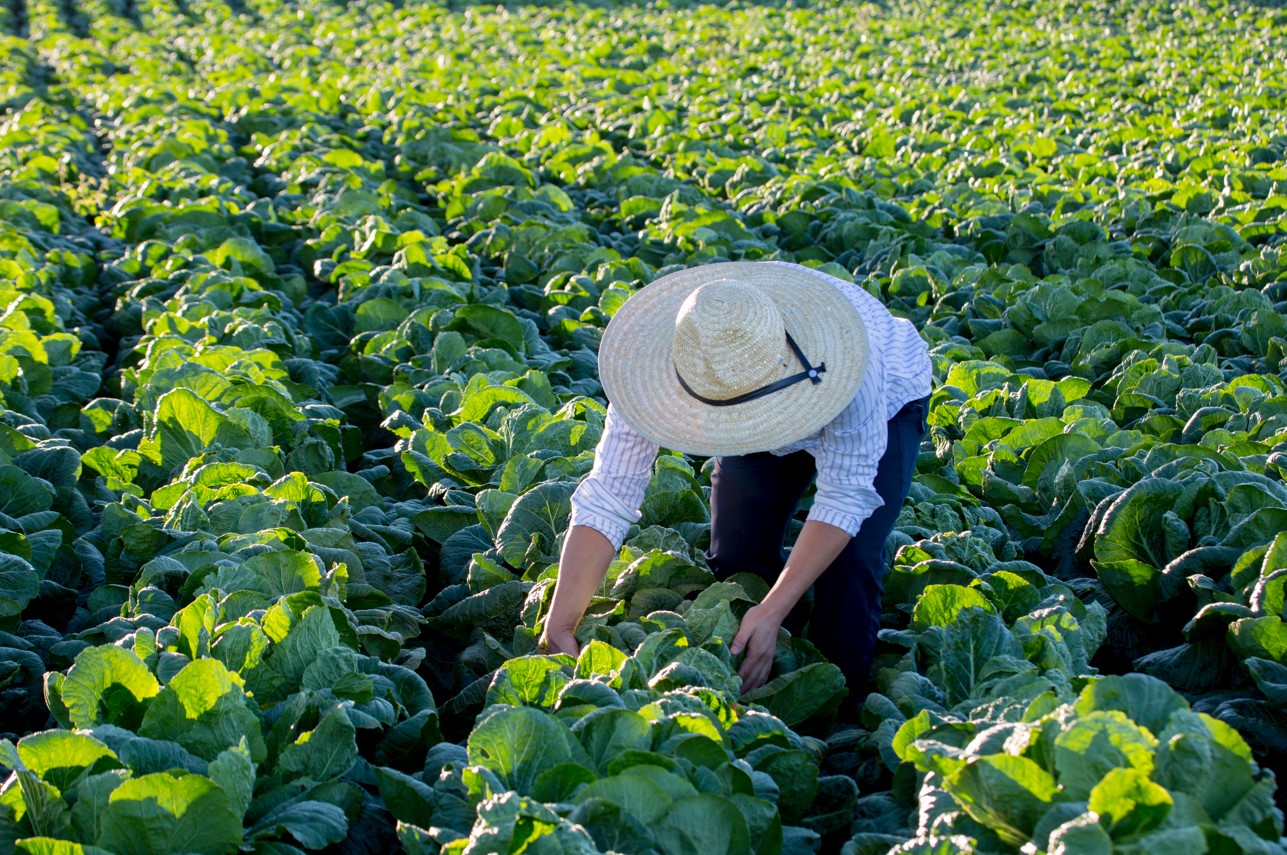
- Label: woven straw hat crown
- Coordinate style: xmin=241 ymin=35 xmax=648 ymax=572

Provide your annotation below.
xmin=671 ymin=280 xmax=786 ymax=401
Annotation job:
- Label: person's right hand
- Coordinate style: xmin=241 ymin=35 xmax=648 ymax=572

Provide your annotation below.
xmin=540 ymin=627 xmax=580 ymax=657
xmin=542 ymin=526 xmax=616 ymax=660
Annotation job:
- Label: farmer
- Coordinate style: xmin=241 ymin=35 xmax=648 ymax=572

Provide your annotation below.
xmin=539 ymin=261 xmax=932 ymax=696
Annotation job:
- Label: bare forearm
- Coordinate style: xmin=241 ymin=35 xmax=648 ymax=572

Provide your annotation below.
xmin=545 ymin=524 xmax=617 ymax=636
xmin=732 ymin=519 xmax=852 ymax=692
xmin=760 ymin=519 xmax=852 ymax=620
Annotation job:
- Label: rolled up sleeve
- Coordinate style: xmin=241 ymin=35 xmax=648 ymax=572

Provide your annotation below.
xmin=569 ymin=404 xmax=658 ymax=548
xmin=807 ymin=370 xmax=887 ymax=537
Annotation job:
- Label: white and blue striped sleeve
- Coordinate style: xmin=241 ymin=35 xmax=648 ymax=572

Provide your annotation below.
xmin=568 ymin=404 xmax=658 ymax=548
xmin=808 ymin=366 xmax=888 ymax=537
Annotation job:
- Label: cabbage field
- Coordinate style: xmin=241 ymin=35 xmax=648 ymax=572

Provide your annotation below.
xmin=1 ymin=0 xmax=1286 ymax=851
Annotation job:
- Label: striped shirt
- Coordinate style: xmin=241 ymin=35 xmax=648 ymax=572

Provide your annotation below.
xmin=569 ymin=262 xmax=933 ymax=548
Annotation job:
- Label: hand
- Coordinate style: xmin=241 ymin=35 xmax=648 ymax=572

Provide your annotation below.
xmin=540 ymin=627 xmax=580 ymax=658
xmin=543 ymin=526 xmax=615 ymax=661
xmin=731 ymin=604 xmax=784 ymax=694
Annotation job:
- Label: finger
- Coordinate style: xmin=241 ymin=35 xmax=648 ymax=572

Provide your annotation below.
xmin=743 ymin=643 xmax=774 ymax=692
xmin=739 ymin=647 xmax=769 ymax=690
xmin=740 ymin=658 xmax=757 ymax=692
xmin=753 ymin=633 xmax=773 ymax=660
xmin=737 ymin=647 xmax=758 ymax=683
xmin=742 ymin=659 xmax=769 ymax=694
xmin=735 ymin=626 xmax=763 ymax=671
xmin=730 ymin=624 xmax=751 ymax=656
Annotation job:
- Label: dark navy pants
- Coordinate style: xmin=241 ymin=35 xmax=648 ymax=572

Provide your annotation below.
xmin=704 ymin=395 xmax=929 ymax=690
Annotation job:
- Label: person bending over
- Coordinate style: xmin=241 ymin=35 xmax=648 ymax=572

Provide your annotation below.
xmin=540 ymin=260 xmax=931 ymax=696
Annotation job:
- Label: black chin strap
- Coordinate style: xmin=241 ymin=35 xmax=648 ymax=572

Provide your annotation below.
xmin=675 ymin=331 xmax=827 ymax=407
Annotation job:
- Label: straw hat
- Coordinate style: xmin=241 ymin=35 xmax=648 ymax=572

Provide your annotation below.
xmin=598 ymin=262 xmax=869 ymax=457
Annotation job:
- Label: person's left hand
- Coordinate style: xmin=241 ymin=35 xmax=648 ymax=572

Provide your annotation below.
xmin=731 ymin=604 xmax=784 ymax=694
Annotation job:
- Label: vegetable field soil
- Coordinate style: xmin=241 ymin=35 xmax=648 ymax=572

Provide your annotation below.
xmin=1 ymin=0 xmax=1286 ymax=851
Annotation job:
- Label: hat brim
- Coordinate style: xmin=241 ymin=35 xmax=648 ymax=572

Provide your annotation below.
xmin=598 ymin=262 xmax=869 ymax=457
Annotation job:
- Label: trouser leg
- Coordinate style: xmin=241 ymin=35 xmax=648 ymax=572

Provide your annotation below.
xmin=704 ymin=449 xmax=817 ymax=634
xmin=808 ymin=395 xmax=928 ymax=690
xmin=704 ymin=395 xmax=928 ymax=688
